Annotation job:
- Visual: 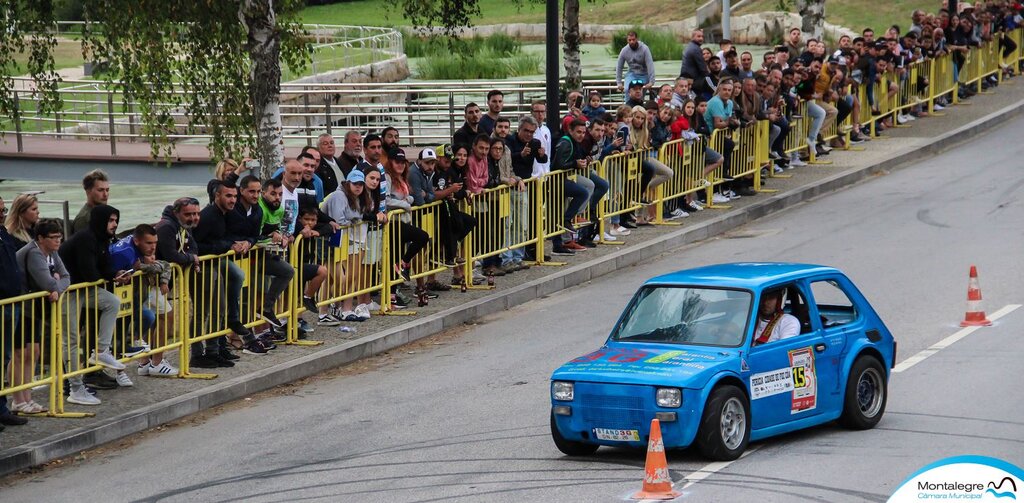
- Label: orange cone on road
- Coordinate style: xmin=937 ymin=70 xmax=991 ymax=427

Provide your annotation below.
xmin=632 ymin=419 xmax=681 ymax=500
xmin=961 ymin=265 xmax=993 ymax=327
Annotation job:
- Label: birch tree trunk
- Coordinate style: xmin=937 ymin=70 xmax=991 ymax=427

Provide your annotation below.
xmin=562 ymin=0 xmax=582 ymax=91
xmin=796 ymin=0 xmax=826 ymax=40
xmin=240 ymin=0 xmax=285 ymax=178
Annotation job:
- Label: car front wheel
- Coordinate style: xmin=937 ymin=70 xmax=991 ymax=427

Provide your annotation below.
xmin=695 ymin=385 xmax=750 ymax=461
xmin=839 ymin=355 xmax=888 ymax=430
xmin=550 ymin=412 xmax=599 ymax=456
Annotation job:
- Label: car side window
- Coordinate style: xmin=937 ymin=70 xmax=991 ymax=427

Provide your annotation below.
xmin=781 ymin=285 xmax=814 ymax=335
xmin=810 ymin=279 xmax=858 ymax=328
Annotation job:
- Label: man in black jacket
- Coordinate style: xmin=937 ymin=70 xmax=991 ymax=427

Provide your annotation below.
xmin=315 ymin=133 xmax=342 ymax=195
xmin=231 ymin=175 xmax=294 ymax=352
xmin=452 ymin=103 xmax=483 ymax=150
xmin=191 ymin=181 xmax=255 ymax=367
xmin=58 ymin=204 xmax=129 ymax=406
xmin=0 ymin=197 xmax=30 ymax=426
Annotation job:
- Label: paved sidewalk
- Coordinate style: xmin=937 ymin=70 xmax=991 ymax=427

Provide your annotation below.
xmin=2 ymin=78 xmax=1023 ymax=476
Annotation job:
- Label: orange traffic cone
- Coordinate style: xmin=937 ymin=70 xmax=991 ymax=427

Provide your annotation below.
xmin=960 ymin=265 xmax=992 ymax=327
xmin=632 ymin=419 xmax=681 ymax=500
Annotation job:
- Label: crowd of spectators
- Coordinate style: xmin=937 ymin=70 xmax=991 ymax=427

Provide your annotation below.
xmin=1 ymin=3 xmax=1022 ymax=431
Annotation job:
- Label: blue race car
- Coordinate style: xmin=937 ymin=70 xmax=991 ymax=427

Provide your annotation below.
xmin=550 ymin=263 xmax=896 ymax=461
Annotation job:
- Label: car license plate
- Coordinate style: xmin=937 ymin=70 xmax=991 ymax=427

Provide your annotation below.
xmin=593 ymin=428 xmax=640 ymax=441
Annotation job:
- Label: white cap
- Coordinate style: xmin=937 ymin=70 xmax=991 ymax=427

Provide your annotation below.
xmin=419 ymin=148 xmax=437 ymax=160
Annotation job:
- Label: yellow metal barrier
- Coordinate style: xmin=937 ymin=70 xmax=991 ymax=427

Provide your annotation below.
xmin=702 ymin=129 xmax=732 ymax=209
xmin=655 ymin=136 xmax=707 ymax=222
xmin=598 ymin=148 xmax=647 ymax=222
xmin=0 ymin=291 xmax=57 ymax=416
xmin=458 ymin=179 xmax=541 ymax=286
xmin=311 ymin=224 xmax=387 ymax=317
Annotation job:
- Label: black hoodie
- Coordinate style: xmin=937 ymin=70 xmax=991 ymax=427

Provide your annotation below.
xmin=155 ymin=205 xmax=199 ymax=267
xmin=59 ymin=204 xmax=119 ymax=283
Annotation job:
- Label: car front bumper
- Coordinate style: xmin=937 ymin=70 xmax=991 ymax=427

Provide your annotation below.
xmin=551 ymin=382 xmax=702 ymax=449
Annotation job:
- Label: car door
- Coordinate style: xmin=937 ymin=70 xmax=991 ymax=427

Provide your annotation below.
xmin=747 ymin=281 xmax=833 ymax=430
xmin=804 ymin=275 xmax=860 ymax=409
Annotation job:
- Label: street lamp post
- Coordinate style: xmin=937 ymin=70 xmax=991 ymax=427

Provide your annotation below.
xmin=546 ymin=0 xmax=560 ymax=134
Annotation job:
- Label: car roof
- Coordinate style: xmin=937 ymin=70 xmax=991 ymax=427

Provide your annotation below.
xmin=644 ymin=262 xmax=841 ymax=290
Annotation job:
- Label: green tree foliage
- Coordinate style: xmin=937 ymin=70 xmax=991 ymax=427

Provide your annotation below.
xmin=1 ymin=0 xmax=309 ymax=171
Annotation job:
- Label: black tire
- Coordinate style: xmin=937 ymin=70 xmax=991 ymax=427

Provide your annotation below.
xmin=839 ymin=355 xmax=888 ymax=430
xmin=550 ymin=412 xmax=599 ymax=456
xmin=695 ymin=385 xmax=750 ymax=461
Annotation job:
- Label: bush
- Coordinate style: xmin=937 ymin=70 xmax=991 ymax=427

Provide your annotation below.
xmin=417 ymin=49 xmax=540 ymax=80
xmin=410 ymin=32 xmax=537 ymax=79
xmin=608 ymin=27 xmax=680 ymax=61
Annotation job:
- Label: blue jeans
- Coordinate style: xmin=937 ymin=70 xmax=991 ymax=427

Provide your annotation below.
xmin=501 ymin=190 xmax=529 ymax=265
xmin=806 ymin=100 xmax=826 ymax=144
xmin=586 ymin=171 xmax=609 ymax=217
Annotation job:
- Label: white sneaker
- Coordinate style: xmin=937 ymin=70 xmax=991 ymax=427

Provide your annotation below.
xmin=611 ymin=226 xmax=631 ymax=236
xmin=355 ymin=304 xmax=371 ymax=321
xmin=724 ymin=190 xmax=739 ymax=199
xmin=148 ymin=360 xmax=178 ymax=377
xmin=789 ymin=157 xmax=807 ymax=167
xmin=905 ymin=113 xmax=917 ymax=121
xmin=341 ymin=310 xmax=359 ymax=322
xmin=89 ymin=349 xmax=126 ymax=371
xmin=67 ymin=387 xmax=101 ymax=406
xmin=133 ymin=339 xmax=151 ymax=351
xmin=690 ymin=200 xmax=704 ymax=211
xmin=712 ymin=193 xmax=730 ymax=204
xmin=933 ymin=103 xmax=945 ymax=111
xmin=697 ymin=178 xmax=712 ymax=188
xmin=367 ymin=301 xmax=381 ymax=312
xmin=668 ymin=208 xmax=687 ymax=219
xmin=115 ymin=371 xmax=134 ymax=387
xmin=896 ymin=114 xmax=909 ymax=124
xmin=773 ymin=165 xmax=784 ymax=174
xmin=602 ymin=232 xmax=617 ymax=241
xmin=137 ymin=361 xmax=151 ymax=376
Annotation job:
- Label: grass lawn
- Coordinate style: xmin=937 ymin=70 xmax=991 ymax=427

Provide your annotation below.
xmin=736 ymin=0 xmax=936 ymax=33
xmin=5 ymin=39 xmax=87 ymax=75
xmin=301 ymin=0 xmax=703 ymax=27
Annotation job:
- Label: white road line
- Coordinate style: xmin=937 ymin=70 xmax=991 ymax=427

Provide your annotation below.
xmin=893 ymin=304 xmax=1022 ymax=373
xmin=678 ymin=447 xmax=759 ymax=491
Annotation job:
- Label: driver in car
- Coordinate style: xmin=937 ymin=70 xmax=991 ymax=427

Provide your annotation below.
xmin=753 ymin=288 xmax=800 ymax=345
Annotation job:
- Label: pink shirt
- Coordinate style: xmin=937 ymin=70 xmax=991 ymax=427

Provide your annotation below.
xmin=465 ymin=155 xmax=490 ymax=193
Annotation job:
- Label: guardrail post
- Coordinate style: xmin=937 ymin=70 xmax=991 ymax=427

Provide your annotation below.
xmin=406 ymin=92 xmax=415 ymax=147
xmin=448 ymin=92 xmax=455 ymax=139
xmin=13 ymin=90 xmax=23 ymax=153
xmin=127 ymin=101 xmax=136 ymax=140
xmin=325 ymin=96 xmax=333 ymax=135
xmin=107 ymin=90 xmax=117 ymax=156
xmin=303 ymin=91 xmax=312 ymax=139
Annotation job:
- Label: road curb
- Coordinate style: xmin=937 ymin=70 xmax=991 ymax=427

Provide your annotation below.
xmin=3 ymin=96 xmax=1023 ymax=476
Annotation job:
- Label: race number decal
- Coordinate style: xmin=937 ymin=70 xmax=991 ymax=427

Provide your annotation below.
xmin=788 ymin=347 xmax=817 ymax=414
xmin=750 ymin=367 xmax=794 ymax=399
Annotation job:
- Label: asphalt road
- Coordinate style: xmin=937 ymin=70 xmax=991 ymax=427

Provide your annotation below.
xmin=5 ymin=118 xmax=1024 ymax=502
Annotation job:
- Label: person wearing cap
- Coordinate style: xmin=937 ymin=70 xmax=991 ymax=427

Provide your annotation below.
xmin=321 ymin=169 xmax=372 ymax=321
xmin=409 ymin=147 xmax=438 ymax=207
xmin=616 ymin=30 xmax=655 ymax=98
xmin=624 ymin=80 xmax=646 ymax=108
xmin=383 ymin=148 xmax=430 ymax=295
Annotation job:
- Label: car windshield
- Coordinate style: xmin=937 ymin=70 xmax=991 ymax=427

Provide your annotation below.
xmin=610 ymin=286 xmax=752 ymax=347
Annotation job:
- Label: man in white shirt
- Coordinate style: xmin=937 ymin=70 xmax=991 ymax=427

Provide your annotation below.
xmin=530 ymin=100 xmax=551 ymax=178
xmin=753 ymin=288 xmax=801 ymax=345
xmin=280 ymin=160 xmax=303 ymax=236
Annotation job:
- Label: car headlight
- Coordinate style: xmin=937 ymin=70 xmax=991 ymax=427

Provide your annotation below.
xmin=552 ymin=381 xmax=574 ymax=401
xmin=656 ymin=387 xmax=682 ymax=408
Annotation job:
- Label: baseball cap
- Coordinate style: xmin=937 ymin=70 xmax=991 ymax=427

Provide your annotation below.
xmin=436 ymin=143 xmax=452 ymax=158
xmin=346 ymin=169 xmax=365 ymax=184
xmin=628 ymin=79 xmax=645 ymax=89
xmin=391 ymin=147 xmax=407 ymax=162
xmin=419 ymin=147 xmax=437 ymax=160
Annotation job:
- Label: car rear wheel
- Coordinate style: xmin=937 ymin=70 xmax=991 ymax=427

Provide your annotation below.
xmin=839 ymin=355 xmax=888 ymax=430
xmin=550 ymin=412 xmax=599 ymax=456
xmin=695 ymin=385 xmax=749 ymax=461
